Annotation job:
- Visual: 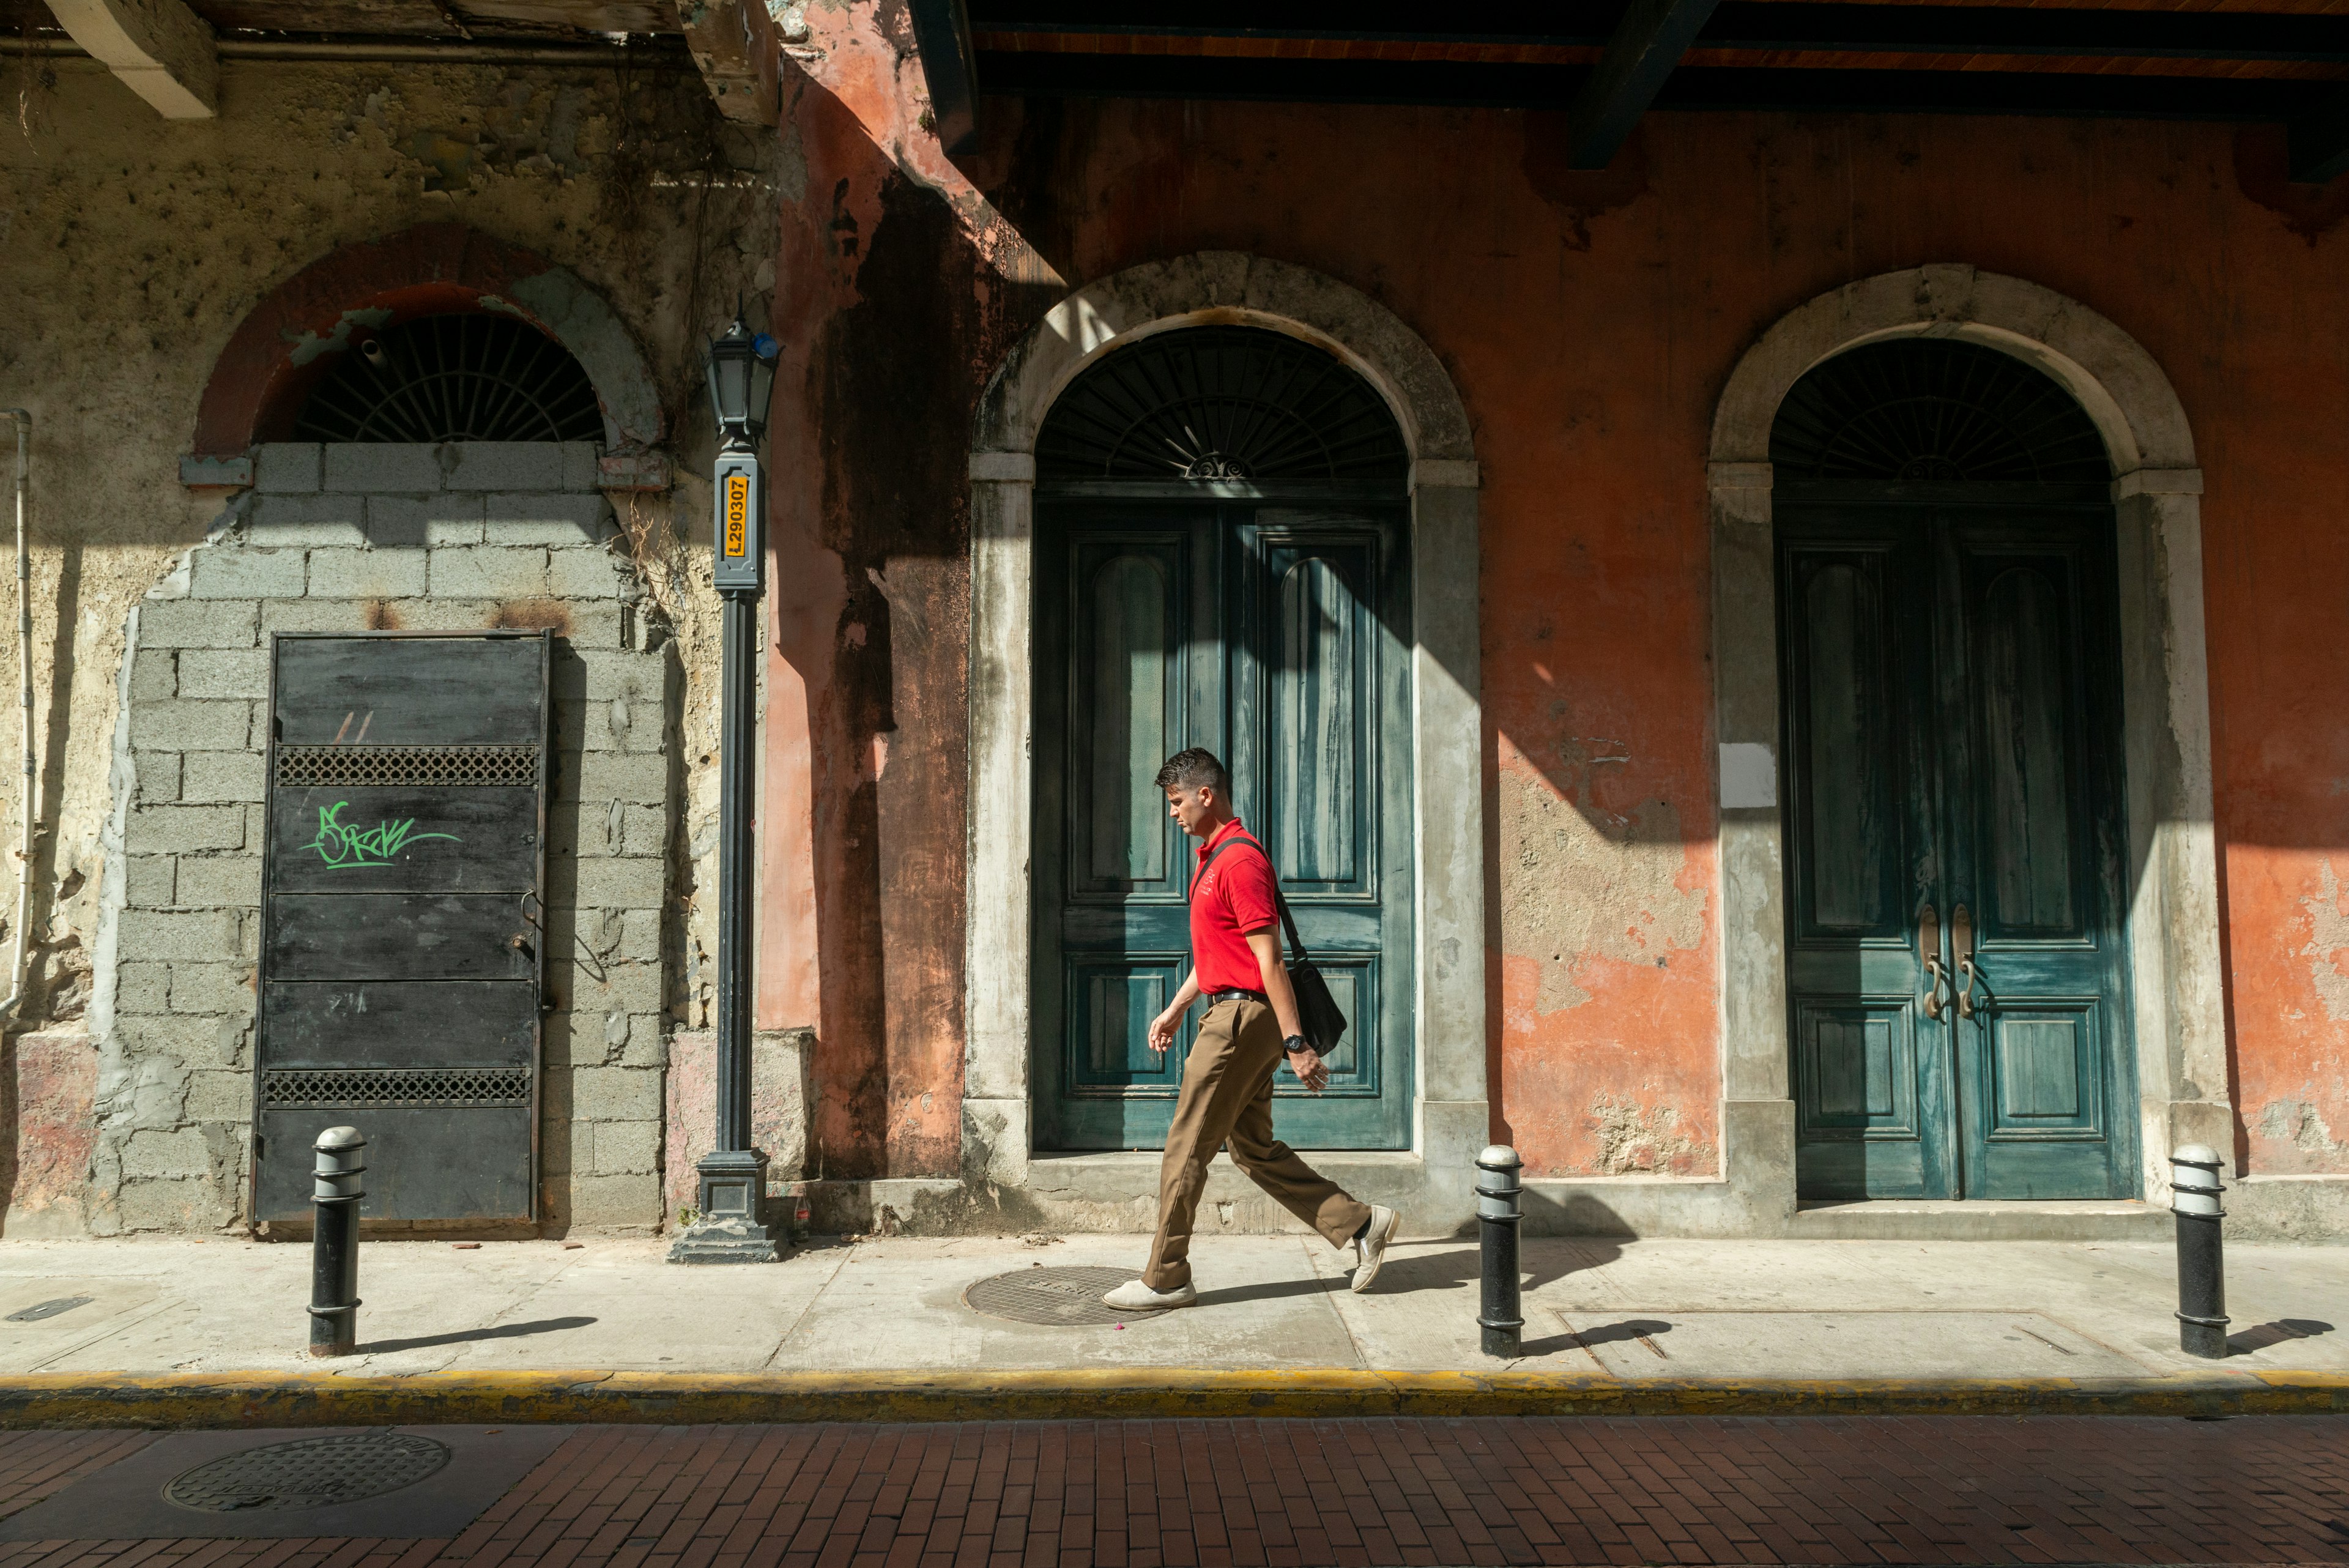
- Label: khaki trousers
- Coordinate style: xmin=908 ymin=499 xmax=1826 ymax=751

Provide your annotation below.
xmin=1143 ymin=997 xmax=1373 ymax=1291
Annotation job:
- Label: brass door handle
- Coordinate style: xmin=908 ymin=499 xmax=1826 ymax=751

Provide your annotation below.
xmin=1952 ymin=902 xmax=1980 ymax=1019
xmin=1918 ymin=904 xmax=1950 ymax=1020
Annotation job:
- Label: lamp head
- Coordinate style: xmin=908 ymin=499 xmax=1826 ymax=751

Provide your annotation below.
xmin=704 ymin=315 xmax=780 ymax=449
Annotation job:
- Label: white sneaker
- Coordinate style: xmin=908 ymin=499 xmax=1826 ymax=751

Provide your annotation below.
xmin=1350 ymin=1206 xmax=1400 ymax=1292
xmin=1102 ymin=1277 xmax=1196 ymax=1310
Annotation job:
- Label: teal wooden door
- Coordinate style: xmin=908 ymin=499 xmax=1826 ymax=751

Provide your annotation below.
xmin=1780 ymin=500 xmax=2137 ymax=1200
xmin=1033 ymin=501 xmax=1414 ymax=1150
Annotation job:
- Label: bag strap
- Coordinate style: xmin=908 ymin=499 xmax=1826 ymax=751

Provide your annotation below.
xmin=1191 ymin=830 xmax=1314 ymax=968
xmin=1186 ymin=837 xmax=1244 ymax=903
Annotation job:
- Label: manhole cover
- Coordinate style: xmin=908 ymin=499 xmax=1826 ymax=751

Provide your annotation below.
xmin=164 ymin=1433 xmax=451 ymax=1512
xmin=5 ymin=1296 xmax=91 ymax=1323
xmin=963 ymin=1266 xmax=1168 ymax=1326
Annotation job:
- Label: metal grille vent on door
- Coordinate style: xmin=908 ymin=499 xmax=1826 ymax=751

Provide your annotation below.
xmin=253 ymin=633 xmax=552 ymax=1223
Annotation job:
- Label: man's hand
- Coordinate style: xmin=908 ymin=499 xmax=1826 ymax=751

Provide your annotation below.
xmin=1148 ymin=975 xmax=1201 ymax=1054
xmin=1286 ymin=1044 xmax=1330 ymax=1093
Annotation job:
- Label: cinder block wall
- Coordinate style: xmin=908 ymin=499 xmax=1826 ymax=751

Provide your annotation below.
xmin=90 ymin=440 xmax=677 ymax=1235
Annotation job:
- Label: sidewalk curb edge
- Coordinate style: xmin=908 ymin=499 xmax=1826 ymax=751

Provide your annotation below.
xmin=0 ymin=1369 xmax=2337 ymax=1427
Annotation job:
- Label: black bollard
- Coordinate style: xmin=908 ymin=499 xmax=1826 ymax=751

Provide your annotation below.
xmin=2170 ymin=1142 xmax=2228 ymax=1359
xmin=308 ymin=1126 xmax=366 ymax=1358
xmin=1477 ymin=1144 xmax=1523 ymax=1358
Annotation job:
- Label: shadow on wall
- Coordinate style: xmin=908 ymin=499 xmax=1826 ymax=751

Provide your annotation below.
xmin=1518 ymin=1187 xmax=1657 ymax=1239
xmin=0 ymin=526 xmax=94 ymax=1234
xmin=765 ymin=61 xmax=1070 ymax=1185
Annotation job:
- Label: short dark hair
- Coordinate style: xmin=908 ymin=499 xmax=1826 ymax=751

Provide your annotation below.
xmin=1156 ymin=748 xmax=1230 ymax=795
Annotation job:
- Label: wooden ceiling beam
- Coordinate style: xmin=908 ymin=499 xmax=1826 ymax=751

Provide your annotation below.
xmin=673 ymin=0 xmax=776 ymax=124
xmin=46 ymin=0 xmax=218 ymax=117
xmin=909 ymin=0 xmax=979 ymax=154
xmin=968 ymin=4 xmax=2349 ymax=64
xmin=2290 ymin=87 xmax=2349 ymax=180
xmin=1566 ymin=0 xmax=1724 ymax=166
xmin=972 ymin=48 xmax=2334 ymax=119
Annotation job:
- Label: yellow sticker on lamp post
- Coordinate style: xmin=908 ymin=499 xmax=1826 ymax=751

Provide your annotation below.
xmin=724 ymin=472 xmax=750 ymax=559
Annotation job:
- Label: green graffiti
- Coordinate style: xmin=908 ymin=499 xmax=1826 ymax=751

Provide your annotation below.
xmin=305 ymin=801 xmax=461 ymax=869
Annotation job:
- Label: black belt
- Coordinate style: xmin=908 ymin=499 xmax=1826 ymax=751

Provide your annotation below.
xmin=1204 ymin=988 xmax=1267 ymax=1007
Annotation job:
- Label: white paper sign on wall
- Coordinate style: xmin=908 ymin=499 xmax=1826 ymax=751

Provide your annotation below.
xmin=1719 ymin=743 xmax=1778 ymax=809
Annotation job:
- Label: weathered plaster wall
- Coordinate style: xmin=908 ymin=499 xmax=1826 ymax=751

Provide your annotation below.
xmin=96 ymin=442 xmax=674 ymax=1233
xmin=768 ymin=1 xmax=2349 ymax=1186
xmin=14 ymin=7 xmax=2347 ymax=1201
xmin=754 ymin=6 xmax=1026 ymax=1184
xmin=0 ymin=54 xmax=779 ymax=1225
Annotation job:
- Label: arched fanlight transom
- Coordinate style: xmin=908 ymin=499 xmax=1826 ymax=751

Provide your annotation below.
xmin=1036 ymin=325 xmax=1408 ymax=487
xmin=1771 ymin=338 xmax=2110 ymax=484
xmin=294 ymin=313 xmax=605 ymax=445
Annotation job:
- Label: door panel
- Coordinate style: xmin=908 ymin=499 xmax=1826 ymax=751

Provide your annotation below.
xmin=1789 ymin=550 xmax=1912 ymax=941
xmin=1231 ymin=516 xmax=1412 ymax=1146
xmin=1792 ymin=1000 xmax=1930 ymax=1196
xmin=1074 ymin=545 xmax=1183 ymax=894
xmin=1036 ymin=502 xmax=1412 ymax=1150
xmin=1976 ymin=567 xmax=2081 ymax=935
xmin=1066 ymin=960 xmax=1186 ymax=1093
xmin=1989 ymin=1008 xmax=2096 ymax=1125
xmin=1780 ymin=524 xmax=1953 ymax=1197
xmin=1269 ymin=552 xmax=1363 ymax=891
xmin=1036 ymin=520 xmax=1209 ymax=1150
xmin=1781 ymin=502 xmax=2134 ymax=1201
xmin=1943 ymin=519 xmax=2134 ymax=1197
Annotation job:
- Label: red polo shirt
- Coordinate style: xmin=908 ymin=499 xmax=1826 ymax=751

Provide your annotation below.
xmin=1190 ymin=817 xmax=1280 ymax=994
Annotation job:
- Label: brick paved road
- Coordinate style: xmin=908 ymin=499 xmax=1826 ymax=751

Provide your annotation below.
xmin=0 ymin=1417 xmax=2342 ymax=1568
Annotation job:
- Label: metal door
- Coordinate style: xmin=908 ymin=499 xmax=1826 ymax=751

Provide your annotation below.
xmin=252 ymin=631 xmax=552 ymax=1222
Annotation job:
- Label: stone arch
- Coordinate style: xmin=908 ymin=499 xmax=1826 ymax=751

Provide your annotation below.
xmin=960 ymin=253 xmax=1489 ymax=1232
xmin=1707 ymin=263 xmax=2228 ymax=1219
xmin=189 ymin=223 xmax=664 ymax=461
xmin=1709 ymin=264 xmax=2194 ymax=475
xmin=973 ymin=251 xmax=1476 ymax=472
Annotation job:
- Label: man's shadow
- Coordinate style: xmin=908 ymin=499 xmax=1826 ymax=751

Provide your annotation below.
xmin=1359 ymin=1236 xmax=1620 ymax=1296
xmin=1197 ymin=1236 xmax=1621 ymax=1318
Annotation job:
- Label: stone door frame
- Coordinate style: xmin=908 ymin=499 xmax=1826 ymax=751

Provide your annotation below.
xmin=1710 ymin=264 xmax=2230 ymax=1212
xmin=963 ymin=253 xmax=1489 ymax=1219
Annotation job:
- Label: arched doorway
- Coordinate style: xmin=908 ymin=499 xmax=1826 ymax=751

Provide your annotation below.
xmin=1707 ymin=266 xmax=2226 ymax=1225
xmin=1772 ymin=338 xmax=2139 ymax=1199
xmin=963 ymin=251 xmax=1486 ymax=1211
xmin=1030 ymin=325 xmax=1417 ymax=1150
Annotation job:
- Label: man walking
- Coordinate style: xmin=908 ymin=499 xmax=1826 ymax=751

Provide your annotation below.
xmin=1103 ymin=748 xmax=1401 ymax=1311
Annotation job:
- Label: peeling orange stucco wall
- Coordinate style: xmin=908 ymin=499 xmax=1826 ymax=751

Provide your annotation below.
xmin=757 ymin=3 xmax=2349 ymax=1181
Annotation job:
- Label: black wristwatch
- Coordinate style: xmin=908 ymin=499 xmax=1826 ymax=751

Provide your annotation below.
xmin=1283 ymin=1035 xmax=1312 ymax=1055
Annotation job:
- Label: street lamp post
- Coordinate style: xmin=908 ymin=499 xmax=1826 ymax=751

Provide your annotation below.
xmin=669 ymin=316 xmax=785 ymax=1266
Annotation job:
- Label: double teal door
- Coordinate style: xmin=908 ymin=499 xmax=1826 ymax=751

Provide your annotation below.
xmin=1034 ymin=499 xmax=1414 ymax=1150
xmin=1779 ymin=499 xmax=2137 ymax=1199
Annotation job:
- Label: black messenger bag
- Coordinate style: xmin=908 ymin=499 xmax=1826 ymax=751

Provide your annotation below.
xmin=1189 ymin=833 xmax=1351 ymax=1057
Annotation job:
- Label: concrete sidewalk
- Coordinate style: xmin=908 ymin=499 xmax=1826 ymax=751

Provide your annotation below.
xmin=0 ymin=1230 xmax=2335 ymax=1385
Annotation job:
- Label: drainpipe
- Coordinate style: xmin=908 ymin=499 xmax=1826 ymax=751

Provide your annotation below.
xmin=2 ymin=411 xmax=31 ymax=1022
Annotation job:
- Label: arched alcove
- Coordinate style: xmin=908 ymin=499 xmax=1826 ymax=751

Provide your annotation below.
xmin=1708 ymin=264 xmax=2225 ymax=1217
xmin=188 ymin=223 xmax=665 ymax=463
xmin=960 ymin=253 xmax=1487 ymax=1233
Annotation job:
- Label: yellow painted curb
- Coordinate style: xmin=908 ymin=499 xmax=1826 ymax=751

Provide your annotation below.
xmin=0 ymin=1369 xmax=2339 ymax=1427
